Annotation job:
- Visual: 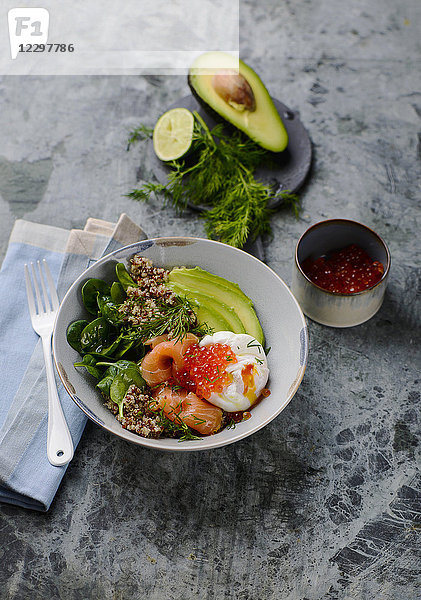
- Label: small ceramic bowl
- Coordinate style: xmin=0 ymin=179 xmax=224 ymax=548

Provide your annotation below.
xmin=53 ymin=237 xmax=309 ymax=451
xmin=291 ymin=219 xmax=391 ymax=327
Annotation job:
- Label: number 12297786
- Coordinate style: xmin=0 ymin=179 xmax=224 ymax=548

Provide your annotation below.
xmin=19 ymin=44 xmax=74 ymax=53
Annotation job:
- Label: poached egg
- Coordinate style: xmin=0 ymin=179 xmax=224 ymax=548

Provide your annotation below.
xmin=199 ymin=331 xmax=269 ymax=412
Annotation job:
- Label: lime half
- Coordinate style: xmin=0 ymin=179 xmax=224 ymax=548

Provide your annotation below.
xmin=153 ymin=108 xmax=195 ymax=162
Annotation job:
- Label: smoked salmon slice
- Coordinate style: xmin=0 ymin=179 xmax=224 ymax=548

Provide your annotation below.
xmin=144 ymin=334 xmax=170 ymax=349
xmin=180 ymin=392 xmax=223 ymax=435
xmin=140 ymin=333 xmax=198 ymax=386
xmin=152 ymin=385 xmax=223 ymax=435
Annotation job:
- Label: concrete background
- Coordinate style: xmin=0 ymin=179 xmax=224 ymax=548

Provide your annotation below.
xmin=0 ymin=1 xmax=420 ymax=598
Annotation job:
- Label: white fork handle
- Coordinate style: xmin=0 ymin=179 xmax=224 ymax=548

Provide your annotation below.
xmin=41 ymin=334 xmax=74 ymax=466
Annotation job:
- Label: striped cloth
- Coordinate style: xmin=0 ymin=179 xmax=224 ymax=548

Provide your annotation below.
xmin=0 ymin=214 xmax=146 ymax=511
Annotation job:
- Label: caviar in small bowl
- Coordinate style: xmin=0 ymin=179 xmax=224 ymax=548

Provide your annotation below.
xmin=292 ymin=219 xmax=391 ymax=327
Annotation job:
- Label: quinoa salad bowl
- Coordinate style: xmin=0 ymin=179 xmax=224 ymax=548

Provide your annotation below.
xmin=53 ymin=237 xmax=308 ymax=451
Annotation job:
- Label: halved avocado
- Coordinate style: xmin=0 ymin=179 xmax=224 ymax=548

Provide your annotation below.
xmin=188 ymin=52 xmax=288 ymax=153
xmin=168 ymin=267 xmax=264 ymax=344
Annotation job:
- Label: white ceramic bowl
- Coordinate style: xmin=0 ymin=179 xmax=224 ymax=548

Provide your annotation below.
xmin=53 ymin=237 xmax=308 ymax=451
xmin=292 ymin=219 xmax=391 ymax=327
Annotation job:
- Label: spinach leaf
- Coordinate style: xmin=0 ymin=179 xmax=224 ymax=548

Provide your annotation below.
xmin=96 ymin=359 xmax=146 ymax=416
xmin=110 ymin=281 xmax=125 ymax=303
xmin=110 ymin=373 xmax=131 ymax=416
xmin=99 ymin=332 xmax=136 ymax=357
xmin=97 ymin=294 xmax=123 ymax=326
xmin=83 ymin=350 xmax=117 ymax=359
xmin=80 ymin=317 xmax=115 ymax=354
xmin=102 ymin=338 xmax=121 ymax=356
xmin=122 ymin=364 xmax=145 ymax=388
xmin=112 ymin=336 xmax=147 ymax=359
xmin=96 ymin=373 xmax=115 ymax=397
xmin=67 ymin=320 xmax=90 ymax=352
xmin=113 ymin=338 xmax=135 ymax=358
xmin=82 ymin=278 xmax=111 ymax=315
xmin=129 ymin=340 xmax=147 ymax=362
xmin=96 ymin=359 xmax=139 ymax=375
xmin=96 ymin=361 xmax=122 ymax=396
xmin=84 ymin=333 xmax=134 ymax=358
xmin=116 ymin=263 xmax=136 ymax=291
xmin=87 ymin=334 xmax=124 ymax=358
xmin=74 ymin=354 xmax=103 ymax=379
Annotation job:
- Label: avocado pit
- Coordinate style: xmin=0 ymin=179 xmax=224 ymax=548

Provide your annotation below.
xmin=212 ymin=70 xmax=256 ymax=112
xmin=188 ymin=52 xmax=289 ymax=152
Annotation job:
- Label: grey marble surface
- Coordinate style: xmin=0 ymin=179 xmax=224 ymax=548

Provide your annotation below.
xmin=0 ymin=1 xmax=420 ymax=598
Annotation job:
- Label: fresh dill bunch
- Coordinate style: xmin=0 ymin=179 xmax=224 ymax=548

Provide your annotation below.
xmin=127 ymin=111 xmax=300 ymax=248
xmin=127 ymin=116 xmax=227 ymax=211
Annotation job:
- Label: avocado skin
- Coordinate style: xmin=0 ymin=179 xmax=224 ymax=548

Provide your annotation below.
xmin=187 ymin=53 xmax=288 ymax=153
xmin=168 ymin=267 xmax=264 ymax=344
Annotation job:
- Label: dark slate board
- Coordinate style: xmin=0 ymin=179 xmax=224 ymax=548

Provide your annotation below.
xmin=148 ymin=95 xmax=312 ymax=259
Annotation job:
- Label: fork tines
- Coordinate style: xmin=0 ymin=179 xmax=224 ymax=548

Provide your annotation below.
xmin=24 ymin=260 xmax=59 ymax=316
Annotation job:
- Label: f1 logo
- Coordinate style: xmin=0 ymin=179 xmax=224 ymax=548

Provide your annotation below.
xmin=8 ymin=8 xmax=49 ymax=59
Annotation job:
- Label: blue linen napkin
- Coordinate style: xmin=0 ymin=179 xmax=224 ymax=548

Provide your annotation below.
xmin=0 ymin=214 xmax=147 ymax=511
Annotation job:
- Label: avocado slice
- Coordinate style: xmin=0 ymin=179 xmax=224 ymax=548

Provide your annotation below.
xmin=194 ymin=304 xmax=231 ymax=333
xmin=168 ymin=267 xmax=264 ymax=344
xmin=188 ymin=52 xmax=288 ymax=153
xmin=169 ymin=281 xmax=245 ymax=335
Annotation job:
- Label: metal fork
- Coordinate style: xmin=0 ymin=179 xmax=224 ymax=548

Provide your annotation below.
xmin=24 ymin=260 xmax=74 ymax=466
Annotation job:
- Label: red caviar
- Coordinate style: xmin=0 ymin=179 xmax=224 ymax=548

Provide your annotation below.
xmin=301 ymin=244 xmax=384 ymax=294
xmin=176 ymin=343 xmax=237 ymax=400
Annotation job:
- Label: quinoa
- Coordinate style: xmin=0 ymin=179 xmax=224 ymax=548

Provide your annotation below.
xmin=104 ymin=385 xmax=171 ymax=439
xmin=128 ymin=256 xmax=175 ymax=302
xmin=118 ymin=255 xmax=178 ymax=328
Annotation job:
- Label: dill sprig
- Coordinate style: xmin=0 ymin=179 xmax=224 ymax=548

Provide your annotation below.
xmin=155 ymin=408 xmax=203 ymax=441
xmin=204 ymin=169 xmax=274 ymax=248
xmin=123 ymin=295 xmax=212 ymax=343
xmin=127 ymin=124 xmax=153 ymax=150
xmin=127 ymin=112 xmax=300 ymax=248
